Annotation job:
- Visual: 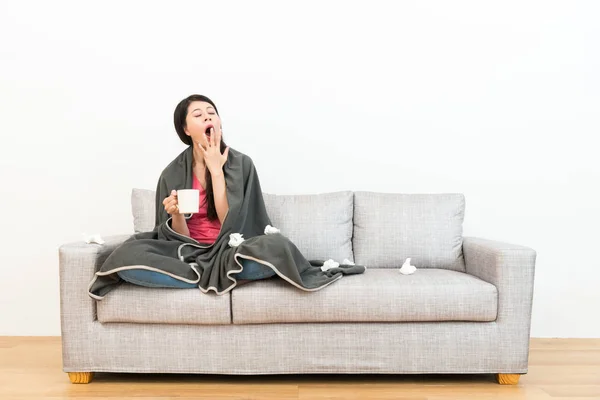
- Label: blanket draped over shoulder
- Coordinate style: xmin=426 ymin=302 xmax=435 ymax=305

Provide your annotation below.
xmin=88 ymin=146 xmax=365 ymax=299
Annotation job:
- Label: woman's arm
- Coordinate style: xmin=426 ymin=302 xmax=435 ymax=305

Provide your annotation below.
xmin=211 ymin=170 xmax=229 ymax=224
xmin=171 ymin=214 xmax=191 ymax=237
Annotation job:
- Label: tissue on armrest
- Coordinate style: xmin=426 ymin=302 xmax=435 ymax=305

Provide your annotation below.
xmin=60 ymin=234 xmax=132 ymax=269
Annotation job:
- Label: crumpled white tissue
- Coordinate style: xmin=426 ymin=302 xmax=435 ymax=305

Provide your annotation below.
xmin=228 ymin=233 xmax=245 ymax=247
xmin=321 ymin=259 xmax=340 ymax=271
xmin=264 ymin=225 xmax=281 ymax=235
xmin=342 ymin=258 xmax=366 ymax=270
xmin=83 ymin=233 xmax=105 ymax=245
xmin=399 ymin=257 xmax=417 ymax=275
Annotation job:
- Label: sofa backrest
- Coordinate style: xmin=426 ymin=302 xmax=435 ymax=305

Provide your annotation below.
xmin=131 ymin=189 xmax=354 ymax=263
xmin=352 ymin=192 xmax=466 ymax=272
xmin=131 ymin=189 xmax=465 ymax=271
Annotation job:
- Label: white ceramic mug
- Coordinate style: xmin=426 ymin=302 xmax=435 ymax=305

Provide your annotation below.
xmin=176 ymin=189 xmax=200 ymax=214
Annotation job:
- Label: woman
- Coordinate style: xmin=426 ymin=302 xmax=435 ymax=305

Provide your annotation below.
xmin=88 ymin=95 xmax=363 ymax=299
xmin=117 ymin=94 xmax=277 ymax=288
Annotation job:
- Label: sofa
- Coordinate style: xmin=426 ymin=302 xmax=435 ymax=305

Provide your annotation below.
xmin=58 ymin=190 xmax=536 ymax=385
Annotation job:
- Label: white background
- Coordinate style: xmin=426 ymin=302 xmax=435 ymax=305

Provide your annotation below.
xmin=0 ymin=1 xmax=598 ymax=337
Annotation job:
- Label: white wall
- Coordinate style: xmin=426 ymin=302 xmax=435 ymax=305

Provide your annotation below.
xmin=0 ymin=0 xmax=598 ymax=337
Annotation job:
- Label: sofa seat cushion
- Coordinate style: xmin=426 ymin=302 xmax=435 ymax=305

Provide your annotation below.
xmin=97 ymin=283 xmax=231 ymax=325
xmin=231 ymin=269 xmax=497 ymax=324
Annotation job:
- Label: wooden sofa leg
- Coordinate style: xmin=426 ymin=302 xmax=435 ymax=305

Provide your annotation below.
xmin=68 ymin=372 xmax=94 ymax=384
xmin=497 ymin=373 xmax=520 ymax=385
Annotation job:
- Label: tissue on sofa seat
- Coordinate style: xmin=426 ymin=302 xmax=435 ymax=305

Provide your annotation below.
xmin=97 ymin=283 xmax=231 ymax=325
xmin=231 ymin=269 xmax=497 ymax=324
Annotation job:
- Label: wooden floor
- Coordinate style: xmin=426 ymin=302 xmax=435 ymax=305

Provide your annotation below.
xmin=0 ymin=337 xmax=599 ymax=399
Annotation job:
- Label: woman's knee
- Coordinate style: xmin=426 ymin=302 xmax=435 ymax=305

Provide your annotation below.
xmin=237 ymin=258 xmax=276 ymax=280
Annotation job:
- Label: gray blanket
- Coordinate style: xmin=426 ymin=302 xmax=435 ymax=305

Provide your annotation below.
xmin=88 ymin=146 xmax=365 ymax=299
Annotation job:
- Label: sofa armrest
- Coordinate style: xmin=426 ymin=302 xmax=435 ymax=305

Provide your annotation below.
xmin=463 ymin=236 xmax=536 ymax=326
xmin=58 ymin=234 xmax=131 ymax=326
xmin=463 ymin=236 xmax=537 ymax=373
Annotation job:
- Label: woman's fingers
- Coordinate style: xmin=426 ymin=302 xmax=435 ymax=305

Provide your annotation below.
xmin=163 ymin=192 xmax=179 ymax=215
xmin=166 ymin=203 xmax=179 ymax=215
xmin=164 ymin=190 xmax=177 ymax=205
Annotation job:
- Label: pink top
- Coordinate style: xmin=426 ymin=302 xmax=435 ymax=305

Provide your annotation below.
xmin=186 ymin=174 xmax=222 ymax=244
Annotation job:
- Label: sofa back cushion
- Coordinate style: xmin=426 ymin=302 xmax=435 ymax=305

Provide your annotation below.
xmin=131 ymin=189 xmax=354 ymax=263
xmin=352 ymin=192 xmax=466 ymax=271
xmin=262 ymin=191 xmax=354 ymax=263
xmin=132 ymin=188 xmax=156 ymax=233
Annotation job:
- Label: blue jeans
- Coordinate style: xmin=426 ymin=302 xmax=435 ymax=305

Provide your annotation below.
xmin=117 ymin=258 xmax=276 ymax=289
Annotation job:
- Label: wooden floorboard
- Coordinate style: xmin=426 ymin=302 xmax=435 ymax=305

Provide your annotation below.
xmin=0 ymin=337 xmax=599 ymax=399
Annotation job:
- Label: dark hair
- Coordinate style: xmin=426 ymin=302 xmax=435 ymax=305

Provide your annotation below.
xmin=173 ymin=94 xmax=228 ymax=221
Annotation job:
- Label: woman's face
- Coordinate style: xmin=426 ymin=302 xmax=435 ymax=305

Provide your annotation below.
xmin=184 ymin=101 xmax=222 ymax=150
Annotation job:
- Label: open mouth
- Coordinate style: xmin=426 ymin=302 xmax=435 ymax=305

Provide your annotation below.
xmin=204 ymin=125 xmax=213 ymax=138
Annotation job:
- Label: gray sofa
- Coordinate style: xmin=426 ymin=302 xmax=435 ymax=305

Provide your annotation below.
xmin=59 ymin=190 xmax=536 ymax=385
